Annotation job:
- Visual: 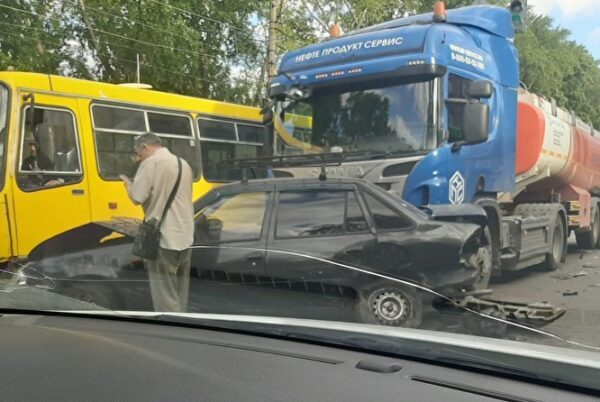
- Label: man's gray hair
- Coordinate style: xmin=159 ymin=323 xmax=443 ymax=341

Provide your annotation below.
xmin=135 ymin=133 xmax=162 ymax=149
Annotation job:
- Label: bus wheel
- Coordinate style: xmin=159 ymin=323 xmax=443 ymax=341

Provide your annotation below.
xmin=357 ymin=281 xmax=422 ymax=328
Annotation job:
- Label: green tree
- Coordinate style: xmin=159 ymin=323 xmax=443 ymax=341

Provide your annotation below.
xmin=516 ymin=13 xmax=600 ymax=127
xmin=0 ymin=0 xmax=263 ymax=103
xmin=0 ymin=1 xmax=78 ymax=75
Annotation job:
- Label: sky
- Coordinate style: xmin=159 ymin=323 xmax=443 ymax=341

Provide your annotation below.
xmin=528 ymin=0 xmax=600 ymax=60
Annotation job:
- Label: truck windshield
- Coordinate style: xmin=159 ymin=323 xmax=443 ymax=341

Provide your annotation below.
xmin=276 ymin=80 xmax=436 ymax=156
xmin=0 ymin=85 xmax=8 ymax=191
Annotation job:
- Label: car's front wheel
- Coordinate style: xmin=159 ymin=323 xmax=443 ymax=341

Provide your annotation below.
xmin=357 ymin=281 xmax=423 ymax=328
xmin=62 ymin=283 xmax=123 ymax=310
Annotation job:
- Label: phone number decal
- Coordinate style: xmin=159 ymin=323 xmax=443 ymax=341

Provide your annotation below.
xmin=450 ymin=44 xmax=485 ymax=71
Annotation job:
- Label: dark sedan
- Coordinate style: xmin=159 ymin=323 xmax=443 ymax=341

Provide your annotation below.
xmin=23 ymin=177 xmax=492 ymax=327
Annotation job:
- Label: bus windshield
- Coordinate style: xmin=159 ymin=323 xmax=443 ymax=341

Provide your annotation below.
xmin=275 ymin=80 xmax=437 ymax=156
xmin=0 ymin=85 xmax=8 ymax=191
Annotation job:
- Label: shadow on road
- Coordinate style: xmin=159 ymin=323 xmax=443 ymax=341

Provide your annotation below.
xmin=492 ymin=263 xmax=549 ymax=284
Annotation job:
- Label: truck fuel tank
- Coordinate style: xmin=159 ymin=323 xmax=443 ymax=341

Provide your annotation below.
xmin=515 ymin=92 xmax=600 ymax=193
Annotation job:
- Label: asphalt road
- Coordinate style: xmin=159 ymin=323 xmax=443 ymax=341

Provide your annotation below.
xmin=491 ymin=235 xmax=600 ymax=349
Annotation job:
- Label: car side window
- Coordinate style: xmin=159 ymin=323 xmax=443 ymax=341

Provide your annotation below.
xmin=345 ymin=191 xmax=369 ymax=233
xmin=363 ymin=192 xmax=412 ymax=230
xmin=18 ymin=106 xmax=82 ymax=190
xmin=195 ymin=192 xmax=268 ymax=243
xmin=276 ymin=190 xmax=369 ymax=238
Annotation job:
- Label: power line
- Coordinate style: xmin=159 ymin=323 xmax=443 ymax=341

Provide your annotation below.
xmin=0 ymin=20 xmax=160 ymax=58
xmin=0 ymin=28 xmax=221 ymax=88
xmin=0 ymin=28 xmax=100 ymax=67
xmin=62 ymin=0 xmax=265 ymax=46
xmin=145 ymin=0 xmax=255 ymax=35
xmin=1 ymin=20 xmax=241 ymax=85
xmin=0 ymin=3 xmax=223 ymax=61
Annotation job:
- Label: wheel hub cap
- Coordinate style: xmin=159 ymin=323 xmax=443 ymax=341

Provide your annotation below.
xmin=372 ymin=291 xmax=409 ymax=323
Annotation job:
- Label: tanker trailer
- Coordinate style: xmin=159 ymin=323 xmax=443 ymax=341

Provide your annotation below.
xmin=498 ymin=90 xmax=600 ymax=274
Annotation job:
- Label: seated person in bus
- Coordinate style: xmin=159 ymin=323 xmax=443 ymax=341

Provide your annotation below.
xmin=19 ymin=123 xmax=79 ymax=189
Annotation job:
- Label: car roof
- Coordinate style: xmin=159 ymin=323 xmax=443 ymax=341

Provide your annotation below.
xmin=217 ymin=177 xmax=370 ymax=192
xmin=193 ymin=176 xmax=432 ymax=223
xmin=193 ymin=177 xmax=376 ymax=211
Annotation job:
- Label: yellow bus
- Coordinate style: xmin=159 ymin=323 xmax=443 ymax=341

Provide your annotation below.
xmin=0 ymin=71 xmax=264 ymax=265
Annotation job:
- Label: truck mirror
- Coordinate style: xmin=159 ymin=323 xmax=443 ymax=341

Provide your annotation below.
xmin=35 ymin=123 xmax=57 ymax=170
xmin=462 ymin=102 xmax=489 ymax=145
xmin=468 ymin=80 xmax=493 ymax=99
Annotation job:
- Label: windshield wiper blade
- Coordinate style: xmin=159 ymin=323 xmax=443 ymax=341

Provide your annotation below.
xmin=384 ymin=149 xmax=429 ymax=157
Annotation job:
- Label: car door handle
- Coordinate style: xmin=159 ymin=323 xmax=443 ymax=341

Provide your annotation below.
xmin=246 ymin=252 xmax=263 ymax=261
xmin=246 ymin=252 xmax=263 ymax=267
xmin=344 ymin=246 xmax=363 ymax=254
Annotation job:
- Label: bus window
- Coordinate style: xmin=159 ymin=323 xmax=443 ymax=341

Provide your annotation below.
xmin=197 ymin=118 xmax=264 ymax=182
xmin=93 ymin=105 xmax=145 ymax=132
xmin=18 ymin=106 xmax=82 ymax=190
xmin=198 ymin=118 xmax=236 ymax=141
xmin=237 ymin=124 xmax=264 ymax=143
xmin=92 ymin=104 xmax=201 ymax=180
xmin=148 ymin=112 xmax=192 ymax=136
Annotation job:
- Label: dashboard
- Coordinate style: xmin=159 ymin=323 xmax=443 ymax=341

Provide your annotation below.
xmin=0 ymin=313 xmax=596 ymax=401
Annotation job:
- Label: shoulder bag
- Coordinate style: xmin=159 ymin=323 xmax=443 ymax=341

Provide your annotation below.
xmin=133 ymin=157 xmax=182 ymax=260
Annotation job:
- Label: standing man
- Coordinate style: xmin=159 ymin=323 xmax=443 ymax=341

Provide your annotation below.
xmin=122 ymin=133 xmax=194 ymax=312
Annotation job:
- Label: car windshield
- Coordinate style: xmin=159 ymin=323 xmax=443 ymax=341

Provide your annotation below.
xmin=2 ymin=1 xmax=600 ymax=392
xmin=275 ymin=80 xmax=436 ymax=156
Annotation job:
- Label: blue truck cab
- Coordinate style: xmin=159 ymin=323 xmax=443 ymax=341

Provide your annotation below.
xmin=270 ymin=5 xmax=519 ymax=208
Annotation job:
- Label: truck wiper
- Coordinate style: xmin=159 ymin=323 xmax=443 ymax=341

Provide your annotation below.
xmin=384 ymin=149 xmax=429 ymax=157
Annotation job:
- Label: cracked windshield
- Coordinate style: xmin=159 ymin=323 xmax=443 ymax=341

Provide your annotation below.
xmin=2 ymin=0 xmax=600 ymax=380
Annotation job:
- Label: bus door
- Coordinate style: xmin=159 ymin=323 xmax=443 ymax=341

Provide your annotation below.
xmin=12 ymin=93 xmax=91 ymax=259
xmin=0 ymin=83 xmax=13 ymax=261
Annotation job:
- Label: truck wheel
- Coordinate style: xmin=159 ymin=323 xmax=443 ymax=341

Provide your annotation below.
xmin=575 ymin=206 xmax=600 ymax=249
xmin=544 ymin=214 xmax=565 ymax=271
xmin=467 ymin=226 xmax=493 ymax=291
xmin=357 ymin=281 xmax=422 ymax=328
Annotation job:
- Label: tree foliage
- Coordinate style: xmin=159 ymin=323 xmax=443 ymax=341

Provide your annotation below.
xmin=0 ymin=0 xmax=598 ymax=126
xmin=516 ymin=14 xmax=600 ymax=127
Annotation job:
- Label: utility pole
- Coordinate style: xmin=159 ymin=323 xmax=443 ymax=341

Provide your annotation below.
xmin=267 ymin=0 xmax=279 ymax=86
xmin=136 ymin=54 xmax=141 ymax=83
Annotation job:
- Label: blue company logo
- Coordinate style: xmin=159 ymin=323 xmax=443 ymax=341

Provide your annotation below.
xmin=449 ymin=171 xmax=465 ymax=204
